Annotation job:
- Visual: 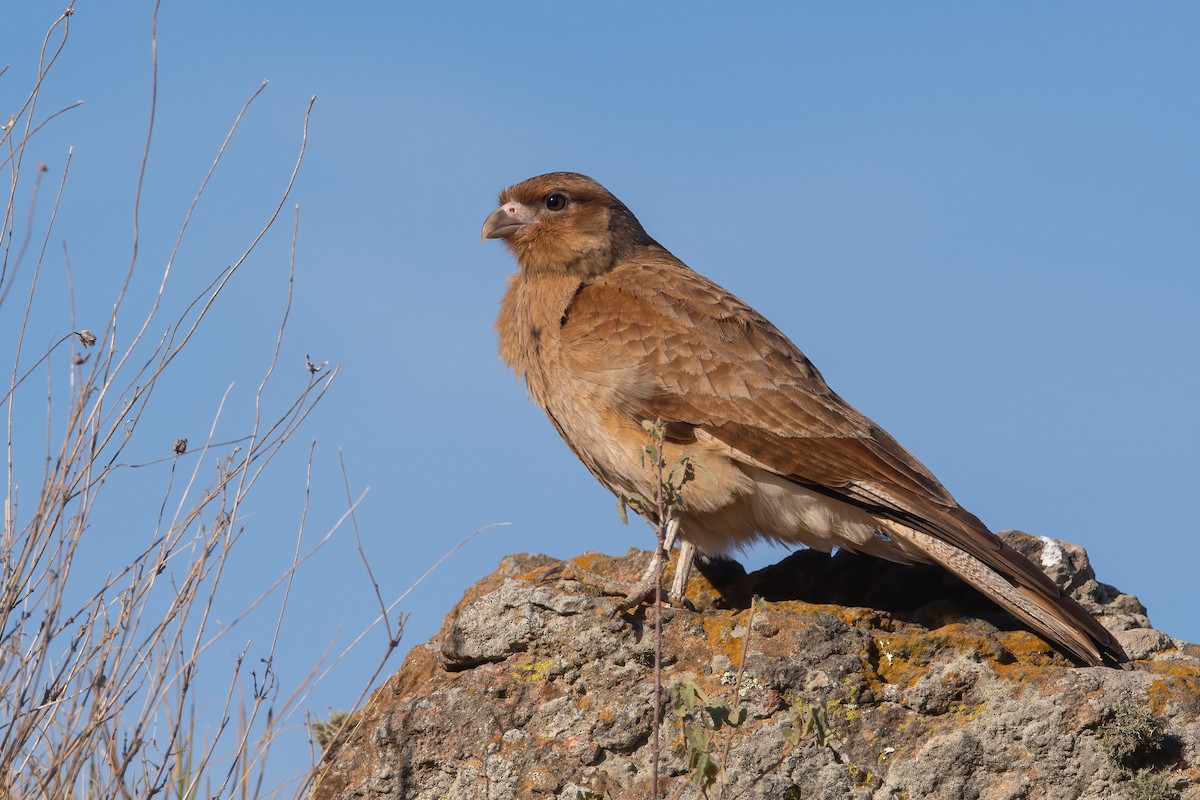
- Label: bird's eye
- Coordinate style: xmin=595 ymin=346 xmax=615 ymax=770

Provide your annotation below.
xmin=544 ymin=193 xmax=568 ymax=211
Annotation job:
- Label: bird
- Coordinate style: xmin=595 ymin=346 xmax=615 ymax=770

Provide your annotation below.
xmin=482 ymin=171 xmax=1126 ymax=667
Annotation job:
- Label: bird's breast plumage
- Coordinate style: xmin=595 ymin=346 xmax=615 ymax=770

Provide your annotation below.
xmin=497 ymin=271 xmax=658 ymax=502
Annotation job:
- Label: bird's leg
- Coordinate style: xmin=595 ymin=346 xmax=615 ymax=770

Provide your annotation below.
xmin=541 ymin=517 xmax=695 ymax=611
xmin=608 ymin=515 xmax=681 ymax=612
xmin=672 ymin=542 xmax=754 ymax=607
xmin=669 ymin=539 xmax=695 ymax=601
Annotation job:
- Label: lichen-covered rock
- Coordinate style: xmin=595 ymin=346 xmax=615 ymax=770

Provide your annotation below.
xmin=309 ymin=534 xmax=1200 ymax=800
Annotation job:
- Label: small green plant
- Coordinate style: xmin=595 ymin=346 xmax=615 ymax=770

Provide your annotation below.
xmin=1101 ymin=704 xmax=1165 ymax=771
xmin=628 ymin=419 xmax=699 ymax=800
xmin=310 ymin=709 xmax=351 ymax=749
xmin=671 ymin=680 xmax=747 ymax=789
xmin=782 ymin=700 xmax=833 ymax=748
xmin=1100 ymin=704 xmax=1176 ymax=800
xmin=1123 ymin=770 xmax=1174 ymax=800
xmin=616 ymin=420 xmax=698 ymax=526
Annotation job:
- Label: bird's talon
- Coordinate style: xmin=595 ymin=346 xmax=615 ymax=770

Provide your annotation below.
xmin=539 ymin=564 xmax=567 ymax=581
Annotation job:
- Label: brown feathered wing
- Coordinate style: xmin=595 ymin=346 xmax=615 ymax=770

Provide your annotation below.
xmin=556 ymin=247 xmax=1124 ymax=666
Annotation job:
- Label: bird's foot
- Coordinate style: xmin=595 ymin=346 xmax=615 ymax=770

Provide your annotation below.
xmin=541 ymin=542 xmax=696 ymax=612
xmin=610 ymin=541 xmax=694 ymax=613
xmin=540 ymin=561 xmax=646 ymax=600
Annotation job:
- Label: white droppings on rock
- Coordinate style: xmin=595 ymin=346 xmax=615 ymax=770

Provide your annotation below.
xmin=1038 ymin=535 xmax=1064 ymax=568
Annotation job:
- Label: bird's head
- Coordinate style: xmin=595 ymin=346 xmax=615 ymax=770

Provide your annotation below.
xmin=482 ymin=172 xmax=655 ymax=278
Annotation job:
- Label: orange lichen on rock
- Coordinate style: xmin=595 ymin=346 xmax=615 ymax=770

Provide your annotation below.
xmin=312 ymin=551 xmax=1199 ymax=800
xmin=699 ymin=614 xmax=751 ymax=665
xmin=1144 ymin=662 xmax=1200 ymax=714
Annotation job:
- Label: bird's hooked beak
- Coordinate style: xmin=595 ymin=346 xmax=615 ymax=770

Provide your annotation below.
xmin=481 ymin=202 xmax=536 ymax=241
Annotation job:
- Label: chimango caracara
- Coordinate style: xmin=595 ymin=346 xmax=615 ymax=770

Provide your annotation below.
xmin=483 ymin=171 xmax=1125 ymax=667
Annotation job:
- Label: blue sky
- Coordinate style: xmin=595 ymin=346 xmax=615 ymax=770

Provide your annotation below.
xmin=4 ymin=2 xmax=1197 ymax=790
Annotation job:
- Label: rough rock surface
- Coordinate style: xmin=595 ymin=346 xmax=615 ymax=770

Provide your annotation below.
xmin=310 ymin=532 xmax=1200 ymax=800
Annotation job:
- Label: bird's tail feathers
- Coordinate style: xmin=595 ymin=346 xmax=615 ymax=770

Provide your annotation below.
xmin=879 ymin=520 xmax=1122 ymax=667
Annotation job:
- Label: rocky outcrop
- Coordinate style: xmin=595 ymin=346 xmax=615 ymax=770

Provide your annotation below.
xmin=310 ymin=532 xmax=1200 ymax=800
